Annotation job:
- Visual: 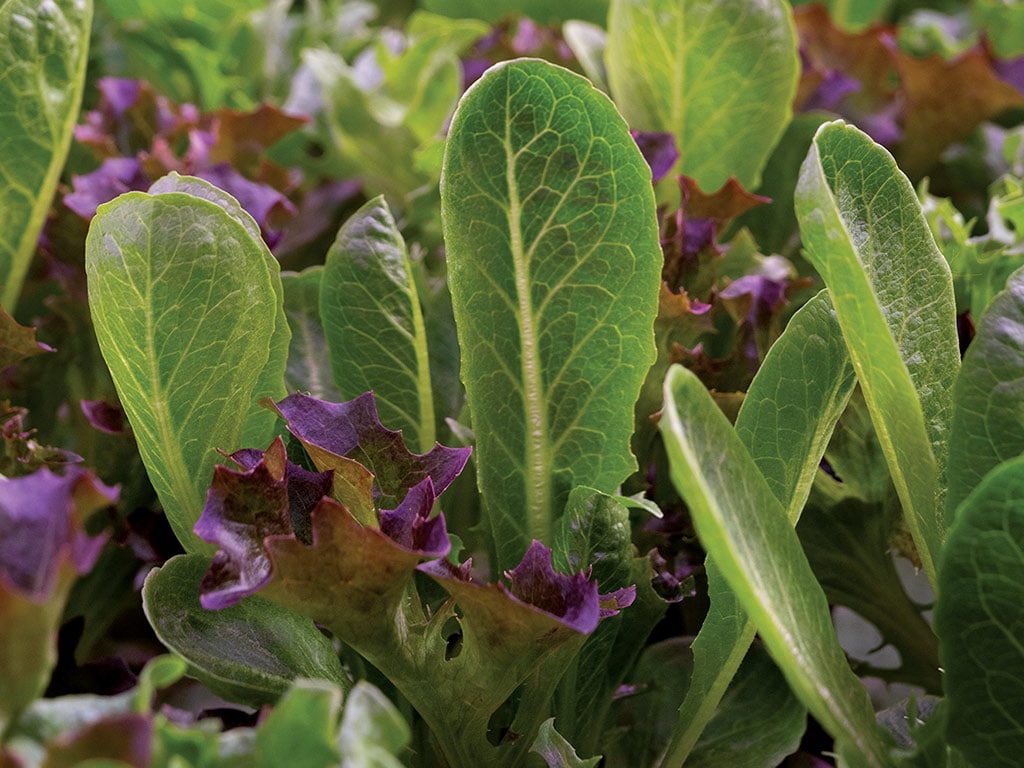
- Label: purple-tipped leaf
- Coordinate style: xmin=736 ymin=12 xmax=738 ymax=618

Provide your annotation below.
xmin=504 ymin=541 xmax=600 ymax=635
xmin=631 ymin=130 xmax=679 ymax=184
xmin=379 ymin=478 xmax=449 ymax=557
xmin=271 ymin=392 xmax=472 ymax=507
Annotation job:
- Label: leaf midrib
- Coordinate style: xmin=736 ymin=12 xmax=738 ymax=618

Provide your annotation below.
xmin=505 ymin=83 xmax=551 ymax=545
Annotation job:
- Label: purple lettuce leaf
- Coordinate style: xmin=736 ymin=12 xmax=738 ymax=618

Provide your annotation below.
xmin=270 ymin=391 xmax=472 ymax=508
xmin=64 ymin=158 xmax=151 ymax=220
xmin=0 ymin=467 xmax=115 ymax=600
xmin=631 ymin=130 xmax=679 ymax=184
xmin=503 ymin=541 xmax=600 ymax=635
xmin=1 ymin=306 xmax=53 ymax=369
xmin=378 ymin=477 xmax=449 ymax=557
xmin=1 ymin=405 xmax=82 ymax=478
xmin=195 ymin=437 xmax=332 ymax=609
xmin=80 ymin=399 xmax=127 ymax=436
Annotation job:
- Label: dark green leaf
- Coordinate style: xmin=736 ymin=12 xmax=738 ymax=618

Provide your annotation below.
xmin=441 ymin=58 xmax=661 ymax=570
xmin=281 ymin=267 xmax=343 ymax=401
xmin=142 ymin=554 xmax=350 ymax=708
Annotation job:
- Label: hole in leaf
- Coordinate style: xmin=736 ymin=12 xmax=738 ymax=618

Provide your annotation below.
xmin=442 ymin=615 xmax=462 ymax=661
xmin=486 ymin=683 xmax=524 ymax=746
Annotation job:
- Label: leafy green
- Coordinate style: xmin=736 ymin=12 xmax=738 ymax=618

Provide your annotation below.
xmin=86 ymin=182 xmax=287 ymax=553
xmin=795 ymin=119 xmax=959 ymax=585
xmin=321 ymin=196 xmax=435 ymax=452
xmin=947 ymin=267 xmax=1024 ymax=518
xmin=660 ymin=291 xmax=854 ymax=766
xmin=282 ymin=268 xmax=343 ymax=401
xmin=660 ymin=364 xmax=894 ymax=767
xmin=0 ymin=0 xmax=92 ymax=310
xmin=935 ymin=454 xmax=1024 ymax=767
xmin=605 ymin=0 xmax=799 ymax=191
xmin=441 ymin=58 xmax=661 ymax=570
xmin=142 ymin=554 xmax=351 ymax=708
xmin=424 ymin=0 xmax=609 ymax=25
xmin=531 ymin=718 xmax=601 ymax=768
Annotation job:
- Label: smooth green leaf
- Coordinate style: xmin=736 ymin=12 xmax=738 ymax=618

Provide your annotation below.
xmin=338 ymin=681 xmax=411 ymax=768
xmin=935 ymin=454 xmax=1024 ymax=767
xmin=947 ymin=267 xmax=1024 ymax=515
xmin=142 ymin=555 xmax=350 ymax=708
xmin=282 ymin=268 xmax=343 ymax=401
xmin=441 ymin=58 xmax=661 ymax=569
xmin=660 ymin=365 xmax=894 ymax=768
xmin=0 ymin=0 xmax=92 ymax=310
xmin=321 ymin=196 xmax=434 ymax=452
xmin=605 ymin=0 xmax=799 ymax=191
xmin=86 ymin=189 xmax=281 ymax=553
xmin=147 ymin=173 xmax=289 ymax=449
xmin=795 ymin=119 xmax=959 ymax=585
xmin=255 ymin=680 xmax=342 ymax=768
xmin=660 ymin=291 xmax=854 ymax=767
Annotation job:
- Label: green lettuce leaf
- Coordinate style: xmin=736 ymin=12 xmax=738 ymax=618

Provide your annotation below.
xmin=441 ymin=58 xmax=661 ymax=570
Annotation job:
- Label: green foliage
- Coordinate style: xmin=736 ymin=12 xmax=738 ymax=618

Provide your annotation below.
xmin=86 ymin=179 xmax=288 ymax=553
xmin=321 ymin=195 xmax=434 ymax=451
xmin=442 ymin=58 xmax=661 ymax=570
xmin=795 ymin=120 xmax=959 ymax=585
xmin=605 ymin=0 xmax=799 ymax=191
xmin=0 ymin=0 xmax=91 ymax=310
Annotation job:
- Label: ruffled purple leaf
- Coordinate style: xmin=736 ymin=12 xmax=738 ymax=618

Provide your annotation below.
xmin=631 ymin=130 xmax=679 ymax=184
xmin=80 ymin=399 xmax=126 ymax=435
xmin=598 ymin=585 xmax=637 ymax=619
xmin=195 ymin=437 xmax=332 ymax=609
xmin=378 ymin=477 xmax=449 ymax=557
xmin=64 ymin=158 xmax=150 ymax=220
xmin=271 ymin=392 xmax=472 ymax=507
xmin=0 ymin=467 xmax=116 ymax=601
xmin=504 ymin=541 xmax=600 ymax=635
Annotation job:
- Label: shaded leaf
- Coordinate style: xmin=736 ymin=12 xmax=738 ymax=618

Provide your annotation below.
xmin=0 ymin=309 xmax=52 ymax=368
xmin=947 ymin=267 xmax=1024 ymax=515
xmin=321 ymin=196 xmax=435 ymax=452
xmin=935 ymin=455 xmax=1024 ymax=767
xmin=281 ymin=268 xmax=343 ymax=401
xmin=531 ymin=718 xmax=600 ymax=768
xmin=155 ymin=520 xmax=431 ymax=706
xmin=441 ymin=58 xmax=661 ymax=569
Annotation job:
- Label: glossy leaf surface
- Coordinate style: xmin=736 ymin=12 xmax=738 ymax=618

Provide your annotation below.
xmin=795 ymin=120 xmax=959 ymax=584
xmin=605 ymin=0 xmax=799 ymax=190
xmin=441 ymin=58 xmax=661 ymax=569
xmin=0 ymin=0 xmax=91 ymax=309
xmin=661 ymin=365 xmax=893 ymax=768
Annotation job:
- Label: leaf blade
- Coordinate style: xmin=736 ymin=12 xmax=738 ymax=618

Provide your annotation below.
xmin=794 ymin=119 xmax=959 ymax=585
xmin=605 ymin=0 xmax=799 ymax=190
xmin=660 ymin=365 xmax=893 ymax=768
xmin=441 ymin=58 xmax=661 ymax=569
xmin=86 ymin=189 xmax=281 ymax=553
xmin=0 ymin=0 xmax=92 ymax=309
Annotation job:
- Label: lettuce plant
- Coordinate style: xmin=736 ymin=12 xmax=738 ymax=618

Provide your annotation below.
xmin=7 ymin=1 xmax=1024 ymax=767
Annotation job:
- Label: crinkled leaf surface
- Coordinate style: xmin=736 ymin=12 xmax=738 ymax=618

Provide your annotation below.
xmin=605 ymin=0 xmax=799 ymax=191
xmin=86 ymin=185 xmax=283 ymax=553
xmin=935 ymin=454 xmax=1024 ymax=767
xmin=441 ymin=58 xmax=661 ymax=570
xmin=143 ymin=554 xmax=350 ymax=709
xmin=660 ymin=291 xmax=853 ymax=766
xmin=947 ymin=268 xmax=1024 ymax=516
xmin=795 ymin=119 xmax=958 ymax=585
xmin=281 ymin=267 xmax=343 ymax=401
xmin=321 ymin=196 xmax=434 ymax=452
xmin=0 ymin=0 xmax=92 ymax=310
xmin=660 ymin=365 xmax=893 ymax=768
